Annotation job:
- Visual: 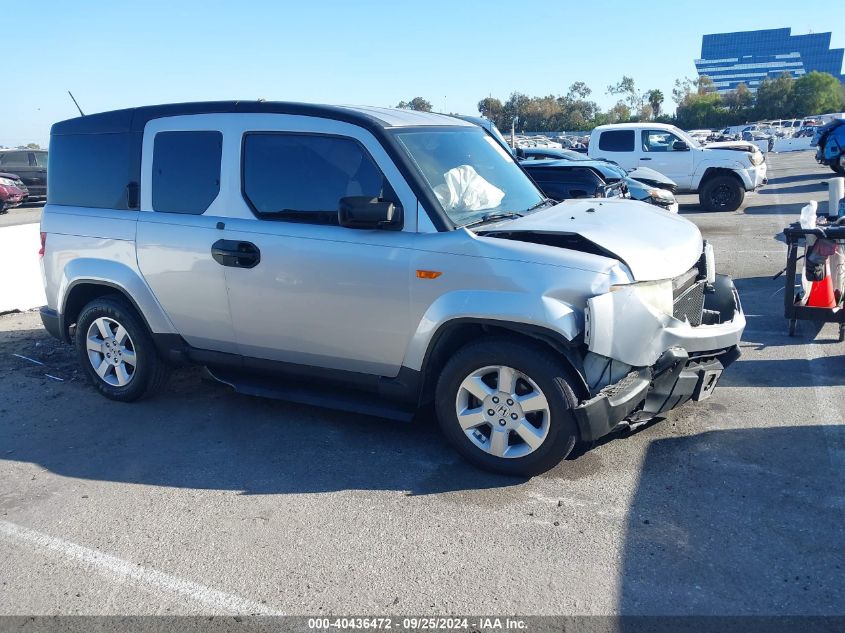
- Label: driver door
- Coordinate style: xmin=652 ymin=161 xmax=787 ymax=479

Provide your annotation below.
xmin=639 ymin=129 xmax=694 ymax=189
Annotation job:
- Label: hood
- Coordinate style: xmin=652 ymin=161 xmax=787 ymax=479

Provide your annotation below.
xmin=0 ymin=172 xmax=23 ymax=180
xmin=626 ymin=166 xmax=676 ymax=188
xmin=478 ymin=198 xmax=702 ymax=281
xmin=704 ymin=140 xmax=759 ymax=153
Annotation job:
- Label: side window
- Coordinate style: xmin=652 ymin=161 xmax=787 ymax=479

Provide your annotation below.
xmin=642 ymin=130 xmax=682 ymax=152
xmin=242 ymin=133 xmax=387 ymax=224
xmin=152 ymin=131 xmax=222 ymax=215
xmin=598 ymin=130 xmax=635 ymax=152
xmin=48 ymin=133 xmax=132 ymax=209
xmin=33 ymin=152 xmax=49 ymax=167
xmin=0 ymin=151 xmax=30 ymax=167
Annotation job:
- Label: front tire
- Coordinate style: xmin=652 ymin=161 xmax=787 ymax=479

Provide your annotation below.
xmin=75 ymin=296 xmax=169 ymax=402
xmin=435 ymin=338 xmax=580 ymax=476
xmin=699 ymin=175 xmax=745 ymax=212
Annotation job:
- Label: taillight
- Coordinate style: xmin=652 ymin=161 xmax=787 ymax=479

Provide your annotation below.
xmin=38 ymin=232 xmax=46 ymax=257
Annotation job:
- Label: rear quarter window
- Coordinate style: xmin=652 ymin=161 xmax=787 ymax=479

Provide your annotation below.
xmin=48 ymin=133 xmax=132 ymax=209
xmin=152 ymin=131 xmax=222 ymax=214
xmin=598 ymin=130 xmax=635 ymax=152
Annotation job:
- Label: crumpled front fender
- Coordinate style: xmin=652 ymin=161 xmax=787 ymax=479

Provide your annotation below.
xmin=585 ymin=274 xmax=745 ymax=367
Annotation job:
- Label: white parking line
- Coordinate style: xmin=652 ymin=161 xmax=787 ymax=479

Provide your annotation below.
xmin=0 ymin=520 xmax=281 ymax=615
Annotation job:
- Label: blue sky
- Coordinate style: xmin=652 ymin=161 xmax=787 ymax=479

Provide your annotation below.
xmin=2 ymin=0 xmax=843 ymax=146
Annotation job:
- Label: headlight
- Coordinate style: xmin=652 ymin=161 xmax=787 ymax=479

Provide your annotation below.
xmin=647 ymin=187 xmax=675 ymax=202
xmin=611 ymin=279 xmax=674 ymax=317
xmin=0 ymin=177 xmax=15 ymax=187
xmin=748 ymin=151 xmax=764 ymax=166
xmin=703 ymin=242 xmax=716 ymax=284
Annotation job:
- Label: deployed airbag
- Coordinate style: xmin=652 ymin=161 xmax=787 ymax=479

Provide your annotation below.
xmin=434 ymin=165 xmax=505 ymax=212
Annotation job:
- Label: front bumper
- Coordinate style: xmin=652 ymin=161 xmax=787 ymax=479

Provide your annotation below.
xmin=575 ymin=273 xmax=745 ymax=441
xmin=574 ymin=345 xmax=741 ymax=442
xmin=738 ymin=163 xmax=767 ymax=191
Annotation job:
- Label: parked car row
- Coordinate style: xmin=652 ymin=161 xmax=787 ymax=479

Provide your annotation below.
xmin=0 ymin=148 xmax=48 ymax=211
xmin=0 ymin=172 xmax=29 ymax=213
xmin=459 ymin=117 xmax=680 ymax=213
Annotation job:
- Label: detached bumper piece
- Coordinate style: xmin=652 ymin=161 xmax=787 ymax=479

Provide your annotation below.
xmin=573 ymin=345 xmax=740 ymax=442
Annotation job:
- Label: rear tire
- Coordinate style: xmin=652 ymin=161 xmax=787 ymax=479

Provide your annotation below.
xmin=699 ymin=175 xmax=745 ymax=212
xmin=831 ymin=163 xmax=845 ymax=176
xmin=74 ymin=296 xmax=169 ymax=402
xmin=435 ymin=338 xmax=580 ymax=477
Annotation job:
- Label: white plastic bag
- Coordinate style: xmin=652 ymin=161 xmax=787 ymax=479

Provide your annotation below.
xmin=433 ymin=165 xmax=505 ymax=212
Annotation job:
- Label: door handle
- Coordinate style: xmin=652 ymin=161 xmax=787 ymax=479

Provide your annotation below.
xmin=640 ymin=157 xmax=652 ymax=161
xmin=211 ymin=239 xmax=261 ymax=268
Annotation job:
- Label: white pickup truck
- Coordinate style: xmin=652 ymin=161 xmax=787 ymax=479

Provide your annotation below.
xmin=589 ymin=122 xmax=767 ymax=211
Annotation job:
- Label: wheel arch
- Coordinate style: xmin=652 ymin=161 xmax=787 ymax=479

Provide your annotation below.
xmin=699 ymin=166 xmax=744 ymax=187
xmin=61 ymin=280 xmax=152 ymax=343
xmin=414 ymin=318 xmax=590 ymax=407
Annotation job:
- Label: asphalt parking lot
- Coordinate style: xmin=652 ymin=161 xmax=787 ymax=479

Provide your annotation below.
xmin=0 ymin=151 xmax=843 ymax=616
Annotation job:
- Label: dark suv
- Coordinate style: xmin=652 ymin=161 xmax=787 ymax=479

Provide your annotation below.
xmin=0 ymin=149 xmax=48 ymax=200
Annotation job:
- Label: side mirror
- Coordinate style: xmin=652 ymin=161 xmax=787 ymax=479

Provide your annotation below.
xmin=672 ymin=141 xmax=689 ymax=151
xmin=338 ymin=196 xmax=402 ymax=230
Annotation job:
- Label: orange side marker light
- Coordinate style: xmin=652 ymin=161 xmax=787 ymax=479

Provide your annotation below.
xmin=416 ymin=270 xmax=442 ymax=279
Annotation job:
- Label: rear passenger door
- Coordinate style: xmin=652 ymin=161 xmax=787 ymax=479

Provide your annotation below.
xmin=136 ymin=126 xmax=238 ymax=354
xmin=221 ymin=125 xmax=415 ymax=377
xmin=595 ymin=129 xmax=638 ymax=171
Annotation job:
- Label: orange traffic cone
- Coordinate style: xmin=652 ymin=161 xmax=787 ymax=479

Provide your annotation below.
xmin=806 ymin=270 xmax=836 ymax=308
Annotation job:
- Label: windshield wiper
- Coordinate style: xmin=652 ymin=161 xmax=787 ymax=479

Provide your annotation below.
xmin=524 ymin=198 xmax=556 ymax=213
xmin=462 ymin=211 xmax=524 ymax=229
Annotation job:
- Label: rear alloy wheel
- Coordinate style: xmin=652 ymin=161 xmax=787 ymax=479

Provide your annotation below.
xmin=436 ymin=338 xmax=580 ymax=476
xmin=700 ymin=175 xmax=745 ymax=212
xmin=75 ymin=296 xmax=169 ymax=401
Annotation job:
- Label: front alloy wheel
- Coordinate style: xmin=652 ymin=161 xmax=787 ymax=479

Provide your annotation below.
xmin=436 ymin=338 xmax=580 ymax=476
xmin=456 ymin=365 xmax=551 ymax=459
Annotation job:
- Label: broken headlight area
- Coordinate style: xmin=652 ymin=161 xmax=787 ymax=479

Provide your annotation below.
xmin=607 ymin=243 xmax=719 ymax=327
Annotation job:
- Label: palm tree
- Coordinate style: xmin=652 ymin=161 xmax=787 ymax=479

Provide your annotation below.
xmin=647 ymin=89 xmax=664 ymax=118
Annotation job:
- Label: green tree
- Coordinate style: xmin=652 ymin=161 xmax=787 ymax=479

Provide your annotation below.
xmin=607 ymin=101 xmax=632 ymax=123
xmin=722 ymin=83 xmax=754 ymax=113
xmin=567 ymin=81 xmax=592 ymax=100
xmin=502 ymin=92 xmax=532 ymax=131
xmin=791 ymin=71 xmax=844 ymax=117
xmin=477 ymin=97 xmax=505 ymax=127
xmin=754 ymin=72 xmax=794 ymax=119
xmin=396 ymin=97 xmax=432 ymax=112
xmin=646 ymin=89 xmax=664 ymax=117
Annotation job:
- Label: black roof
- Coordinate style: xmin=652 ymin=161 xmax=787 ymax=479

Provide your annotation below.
xmin=50 ymin=101 xmax=395 ymax=136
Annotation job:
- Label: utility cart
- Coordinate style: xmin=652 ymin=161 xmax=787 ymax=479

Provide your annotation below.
xmin=782 ymin=221 xmax=845 ymax=342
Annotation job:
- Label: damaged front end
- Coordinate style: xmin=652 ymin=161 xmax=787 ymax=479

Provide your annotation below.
xmin=574 ymin=250 xmax=745 ymax=442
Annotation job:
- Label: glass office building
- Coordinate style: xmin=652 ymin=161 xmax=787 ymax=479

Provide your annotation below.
xmin=695 ymin=28 xmax=845 ymax=93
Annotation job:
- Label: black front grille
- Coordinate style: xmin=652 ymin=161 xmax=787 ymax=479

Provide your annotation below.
xmin=673 ymin=280 xmax=706 ymax=326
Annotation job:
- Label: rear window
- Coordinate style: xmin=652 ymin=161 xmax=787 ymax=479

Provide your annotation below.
xmin=48 ymin=134 xmax=132 ymax=209
xmin=152 ymin=131 xmax=222 ymax=214
xmin=598 ymin=130 xmax=635 ymax=152
xmin=0 ymin=152 xmax=31 ymax=167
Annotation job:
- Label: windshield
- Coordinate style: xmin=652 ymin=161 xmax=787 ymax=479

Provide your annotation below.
xmin=393 ymin=127 xmax=545 ymax=227
xmin=670 ymin=126 xmax=701 ymax=148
